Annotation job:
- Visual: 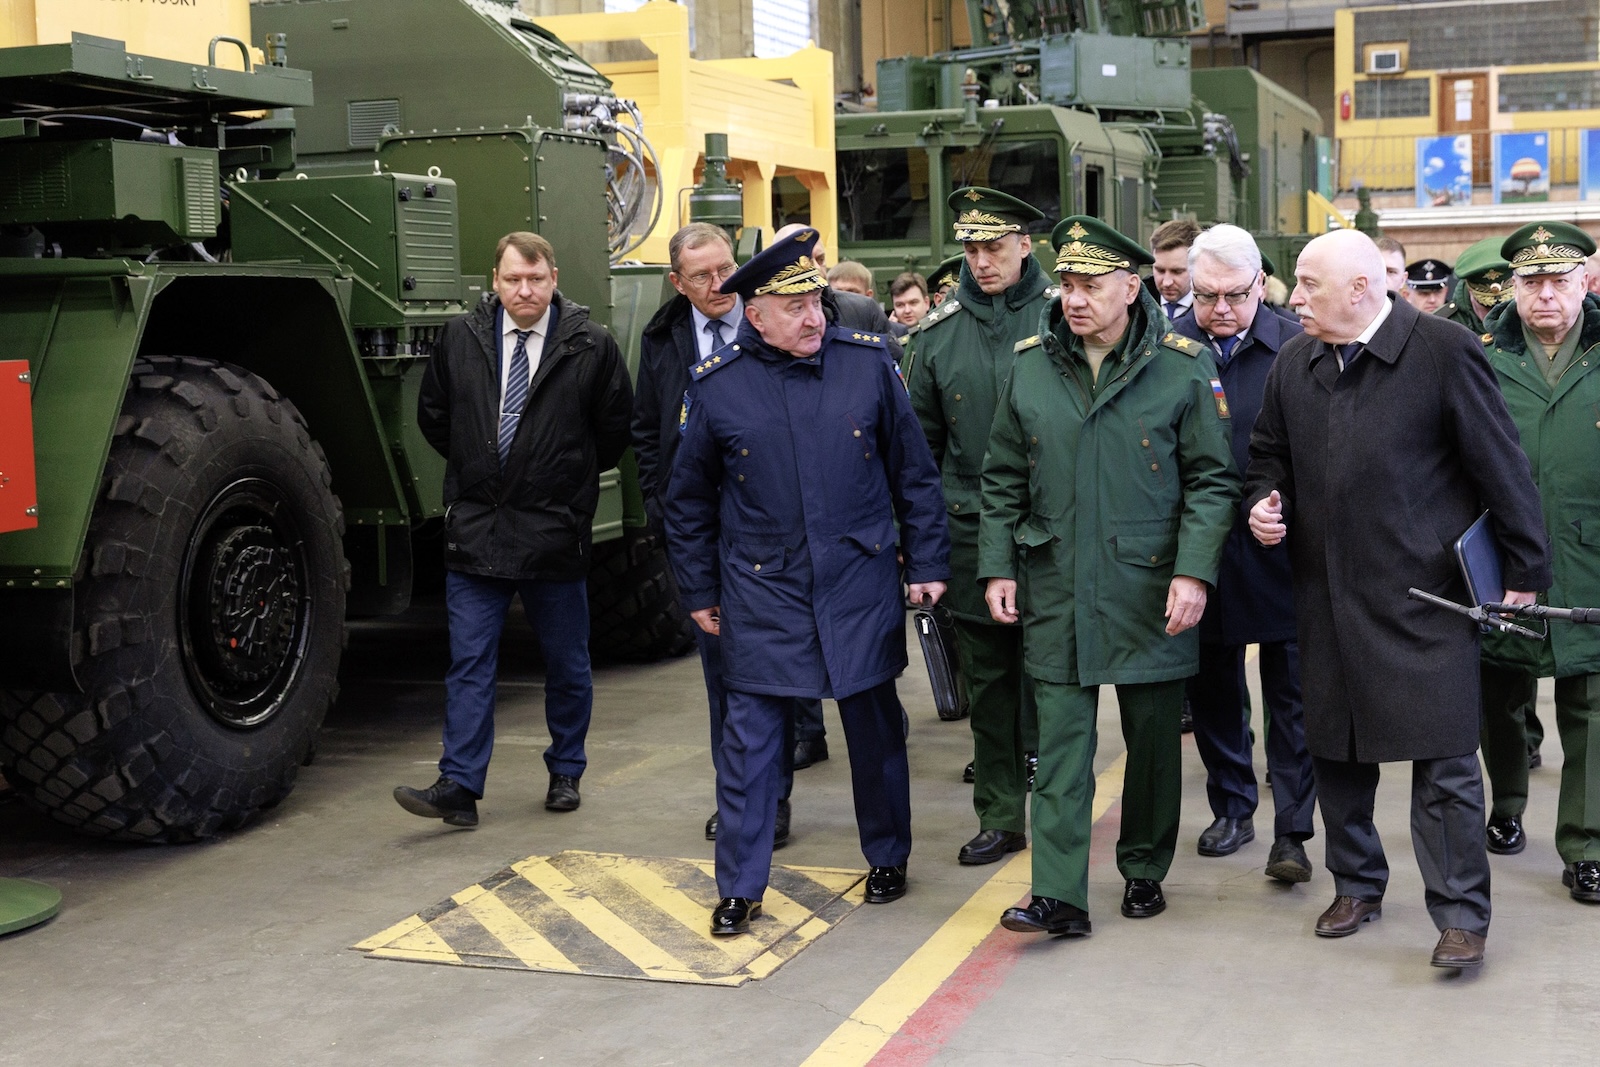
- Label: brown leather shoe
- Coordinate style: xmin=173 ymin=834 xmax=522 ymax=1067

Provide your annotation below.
xmin=1314 ymin=895 xmax=1382 ymax=937
xmin=1430 ymin=928 xmax=1486 ymax=969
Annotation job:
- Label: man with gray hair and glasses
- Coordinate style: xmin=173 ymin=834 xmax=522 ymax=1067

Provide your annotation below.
xmin=1171 ymin=224 xmax=1317 ymax=882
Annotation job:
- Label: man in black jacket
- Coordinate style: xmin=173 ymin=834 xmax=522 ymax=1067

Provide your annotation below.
xmin=396 ymin=231 xmax=633 ymax=826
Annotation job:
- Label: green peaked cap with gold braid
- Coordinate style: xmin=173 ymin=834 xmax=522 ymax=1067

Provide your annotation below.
xmin=1049 ymin=215 xmax=1154 ymax=276
xmin=948 ymin=187 xmax=1045 ymax=243
xmin=1501 ymin=220 xmax=1596 ymax=278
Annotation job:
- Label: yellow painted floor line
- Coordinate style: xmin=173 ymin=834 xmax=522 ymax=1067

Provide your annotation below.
xmin=798 ymin=752 xmax=1128 ymax=1067
xmin=511 ymin=856 xmax=691 ymax=980
xmin=454 ymin=883 xmax=581 ymax=973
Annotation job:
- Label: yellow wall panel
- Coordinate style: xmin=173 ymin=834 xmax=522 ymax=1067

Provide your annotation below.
xmin=4 ymin=0 xmax=254 ymax=67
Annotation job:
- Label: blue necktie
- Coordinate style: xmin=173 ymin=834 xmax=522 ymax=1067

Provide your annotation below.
xmin=1165 ymin=301 xmax=1181 ymax=321
xmin=705 ymin=318 xmax=727 ymax=353
xmin=1215 ymin=335 xmax=1240 ymax=363
xmin=499 ymin=328 xmax=531 ymax=468
xmin=1340 ymin=341 xmax=1362 ymax=370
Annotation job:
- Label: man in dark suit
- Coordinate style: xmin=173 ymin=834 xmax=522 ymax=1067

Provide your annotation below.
xmin=1173 ymin=225 xmax=1317 ymax=881
xmin=1245 ymin=229 xmax=1550 ymax=969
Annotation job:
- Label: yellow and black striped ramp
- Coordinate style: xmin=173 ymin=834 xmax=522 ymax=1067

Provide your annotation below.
xmin=353 ymin=851 xmax=867 ymax=986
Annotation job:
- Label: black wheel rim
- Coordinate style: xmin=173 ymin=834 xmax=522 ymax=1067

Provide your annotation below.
xmin=178 ymin=478 xmax=314 ymax=729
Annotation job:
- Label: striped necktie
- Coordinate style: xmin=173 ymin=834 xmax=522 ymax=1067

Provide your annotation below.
xmin=499 ymin=328 xmax=531 ymax=468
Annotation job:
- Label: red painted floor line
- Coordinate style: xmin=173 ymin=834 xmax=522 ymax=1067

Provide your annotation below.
xmin=867 ymin=799 xmax=1126 ymax=1066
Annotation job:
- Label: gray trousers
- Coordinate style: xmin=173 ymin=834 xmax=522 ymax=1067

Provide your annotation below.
xmin=1313 ymin=753 xmax=1491 ymax=936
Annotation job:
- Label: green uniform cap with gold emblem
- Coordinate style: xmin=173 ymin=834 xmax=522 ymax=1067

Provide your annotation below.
xmin=1502 ymin=221 xmax=1597 ymax=278
xmin=718 ymin=226 xmax=828 ymax=299
xmin=1049 ymin=215 xmax=1154 ymax=276
xmin=930 ymin=253 xmax=965 ymax=293
xmin=948 ymin=187 xmax=1045 ymax=243
xmin=1453 ymin=236 xmax=1516 ymax=306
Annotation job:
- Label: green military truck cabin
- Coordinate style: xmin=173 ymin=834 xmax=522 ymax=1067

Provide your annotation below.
xmin=0 ymin=1 xmax=689 ymax=843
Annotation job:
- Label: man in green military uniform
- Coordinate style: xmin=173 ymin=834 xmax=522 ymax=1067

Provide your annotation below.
xmin=910 ymin=187 xmax=1057 ymax=865
xmin=1438 ymin=236 xmax=1516 ymax=332
xmin=979 ymin=216 xmax=1239 ymax=934
xmin=1478 ymin=220 xmax=1600 ymax=904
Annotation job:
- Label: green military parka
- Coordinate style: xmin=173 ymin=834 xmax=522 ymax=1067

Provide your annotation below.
xmin=976 ymin=287 xmax=1240 ymax=685
xmin=909 ymin=256 xmax=1057 ymax=622
xmin=1481 ymin=294 xmax=1600 ymax=676
xmin=1437 ymin=280 xmax=1486 ymax=332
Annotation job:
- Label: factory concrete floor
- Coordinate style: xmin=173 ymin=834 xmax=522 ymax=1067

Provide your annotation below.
xmin=2 ymin=606 xmax=1596 ymax=1066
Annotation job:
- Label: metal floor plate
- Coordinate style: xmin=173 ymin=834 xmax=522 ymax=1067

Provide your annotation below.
xmin=354 ymin=851 xmax=867 ymax=986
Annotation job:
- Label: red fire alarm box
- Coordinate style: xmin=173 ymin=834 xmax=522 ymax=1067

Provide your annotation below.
xmin=0 ymin=359 xmax=38 ymax=534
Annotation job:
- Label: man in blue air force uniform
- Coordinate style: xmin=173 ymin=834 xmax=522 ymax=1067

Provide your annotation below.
xmin=666 ymin=228 xmax=951 ymax=935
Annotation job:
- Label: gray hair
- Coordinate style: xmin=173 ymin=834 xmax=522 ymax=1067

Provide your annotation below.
xmin=1188 ymin=224 xmax=1261 ymax=277
xmin=668 ymin=223 xmax=735 ymax=273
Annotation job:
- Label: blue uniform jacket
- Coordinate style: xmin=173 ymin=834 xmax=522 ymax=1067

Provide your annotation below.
xmin=1174 ymin=308 xmax=1300 ymax=645
xmin=665 ymin=322 xmax=951 ymax=699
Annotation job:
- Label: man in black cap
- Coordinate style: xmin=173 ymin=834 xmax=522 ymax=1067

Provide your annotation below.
xmin=1478 ymin=220 xmax=1600 ymax=905
xmin=910 ymin=186 xmax=1055 ymax=866
xmin=1403 ymin=258 xmax=1451 ymax=314
xmin=666 ymin=228 xmax=950 ymax=935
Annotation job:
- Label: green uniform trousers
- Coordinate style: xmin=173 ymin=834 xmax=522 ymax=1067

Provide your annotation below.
xmin=953 ymin=619 xmax=1034 ymax=833
xmin=1031 ymin=677 xmax=1184 ymax=909
xmin=1481 ymin=663 xmax=1600 ymax=862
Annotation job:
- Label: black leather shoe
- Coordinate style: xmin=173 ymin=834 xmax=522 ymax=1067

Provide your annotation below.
xmin=1265 ymin=836 xmax=1313 ymax=884
xmin=705 ymin=811 xmax=718 ymax=840
xmin=864 ymin=865 xmax=907 ymax=903
xmin=1025 ymin=750 xmax=1038 ymax=791
xmin=1197 ymin=816 xmax=1255 ymax=857
xmin=774 ymin=798 xmax=792 ymax=849
xmin=793 ymin=738 xmax=829 ymax=770
xmin=1529 ymin=746 xmax=1543 ymax=769
xmin=1001 ymin=896 xmax=1091 ymax=936
xmin=958 ymin=828 xmax=1026 ymax=865
xmin=1121 ymin=878 xmax=1166 ymax=918
xmin=1486 ymin=815 xmax=1526 ymax=855
xmin=545 ymin=773 xmax=581 ymax=812
xmin=1180 ymin=697 xmax=1194 ymax=733
xmin=710 ymin=897 xmax=761 ymax=936
xmin=1564 ymin=861 xmax=1600 ymax=903
xmin=394 ymin=776 xmax=478 ymax=827
xmin=962 ymin=760 xmax=975 ymax=783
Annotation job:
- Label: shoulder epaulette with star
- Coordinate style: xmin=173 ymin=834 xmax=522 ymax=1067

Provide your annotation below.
xmin=830 ymin=325 xmax=887 ymax=348
xmin=1162 ymin=332 xmax=1204 ymax=357
xmin=917 ymin=299 xmax=964 ymax=332
xmin=691 ymin=343 xmax=744 ymax=380
xmin=1013 ymin=334 xmax=1043 ymax=353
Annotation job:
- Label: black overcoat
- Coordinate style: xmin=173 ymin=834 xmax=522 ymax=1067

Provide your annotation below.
xmin=1175 ymin=308 xmax=1301 ymax=646
xmin=1244 ymin=296 xmax=1550 ymax=762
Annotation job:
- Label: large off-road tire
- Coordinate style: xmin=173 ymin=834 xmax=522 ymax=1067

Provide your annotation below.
xmin=586 ymin=529 xmax=694 ymax=662
xmin=0 ymin=357 xmax=347 ymax=842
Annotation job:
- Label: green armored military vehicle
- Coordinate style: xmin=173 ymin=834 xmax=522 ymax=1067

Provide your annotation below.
xmin=0 ymin=0 xmax=689 ymax=842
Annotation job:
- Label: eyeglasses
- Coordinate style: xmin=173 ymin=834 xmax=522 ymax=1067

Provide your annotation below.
xmin=1191 ymin=287 xmax=1257 ymax=307
xmin=680 ymin=264 xmax=738 ymax=289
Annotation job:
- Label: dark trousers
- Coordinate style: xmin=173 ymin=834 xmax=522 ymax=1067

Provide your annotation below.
xmin=1313 ymin=753 xmax=1491 ymax=936
xmin=695 ymin=628 xmax=794 ymax=801
xmin=1482 ymin=664 xmax=1600 ymax=863
xmin=1188 ymin=640 xmax=1317 ymax=841
xmin=794 ymin=696 xmax=827 ymax=743
xmin=952 ymin=618 xmax=1028 ymax=833
xmin=439 ymin=570 xmax=593 ymax=797
xmin=716 ymin=680 xmax=912 ymax=899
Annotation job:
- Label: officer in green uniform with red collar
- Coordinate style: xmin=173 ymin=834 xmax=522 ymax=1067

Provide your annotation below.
xmin=1477 ymin=220 xmax=1600 ymax=904
xmin=909 ymin=187 xmax=1058 ymax=866
xmin=978 ymin=215 xmax=1239 ymax=935
xmin=1438 ymin=236 xmax=1516 ymax=332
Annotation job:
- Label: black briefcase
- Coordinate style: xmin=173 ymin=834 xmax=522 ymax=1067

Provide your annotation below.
xmin=914 ymin=598 xmax=969 ymax=721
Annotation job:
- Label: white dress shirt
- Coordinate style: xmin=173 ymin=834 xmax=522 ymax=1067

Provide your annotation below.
xmin=500 ymin=305 xmax=551 ymax=408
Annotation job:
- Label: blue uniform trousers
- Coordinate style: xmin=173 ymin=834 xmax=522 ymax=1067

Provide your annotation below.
xmin=439 ymin=570 xmax=593 ymax=797
xmin=1188 ymin=640 xmax=1317 ymax=841
xmin=717 ymin=680 xmax=913 ymax=899
xmin=695 ymin=627 xmax=794 ymax=801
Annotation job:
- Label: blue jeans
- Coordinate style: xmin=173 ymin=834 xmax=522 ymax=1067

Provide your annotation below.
xmin=440 ymin=570 xmax=593 ymax=797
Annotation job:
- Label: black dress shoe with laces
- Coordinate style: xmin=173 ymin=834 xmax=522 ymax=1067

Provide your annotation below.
xmin=1265 ymin=836 xmax=1313 ymax=884
xmin=864 ymin=865 xmax=907 ymax=903
xmin=1486 ymin=815 xmax=1526 ymax=855
xmin=1564 ymin=861 xmax=1600 ymax=903
xmin=774 ymin=798 xmax=792 ymax=849
xmin=958 ymin=828 xmax=1027 ymax=865
xmin=710 ymin=897 xmax=761 ymax=935
xmin=1120 ymin=878 xmax=1166 ymax=918
xmin=394 ymin=776 xmax=478 ymax=827
xmin=705 ymin=811 xmax=718 ymax=840
xmin=1197 ymin=816 xmax=1255 ymax=857
xmin=1001 ymin=896 xmax=1091 ymax=936
xmin=545 ymin=773 xmax=581 ymax=812
xmin=793 ymin=738 xmax=829 ymax=769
